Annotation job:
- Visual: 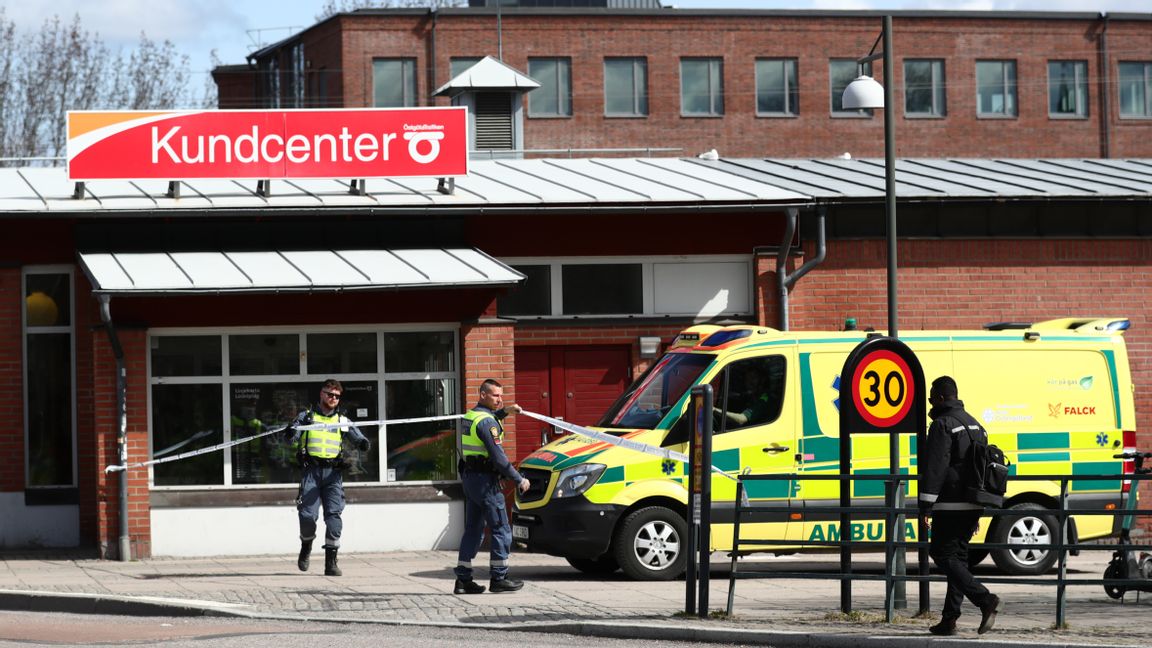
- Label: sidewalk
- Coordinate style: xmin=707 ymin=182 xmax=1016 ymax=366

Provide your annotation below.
xmin=1 ymin=549 xmax=1148 ymax=647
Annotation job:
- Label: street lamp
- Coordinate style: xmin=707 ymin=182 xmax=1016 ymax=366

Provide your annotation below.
xmin=842 ymin=15 xmax=897 ymax=339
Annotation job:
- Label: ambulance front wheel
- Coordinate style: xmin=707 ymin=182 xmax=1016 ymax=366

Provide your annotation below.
xmin=990 ymin=502 xmax=1059 ymax=575
xmin=614 ymin=506 xmax=688 ymax=581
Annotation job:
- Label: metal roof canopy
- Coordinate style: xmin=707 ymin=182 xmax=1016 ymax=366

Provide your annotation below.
xmin=78 ymin=249 xmax=524 ymax=296
xmin=1 ymin=158 xmax=1150 ymax=214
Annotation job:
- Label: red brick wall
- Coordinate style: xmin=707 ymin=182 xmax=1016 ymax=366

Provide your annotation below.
xmin=460 ymin=318 xmax=518 ymax=461
xmin=0 ymin=269 xmax=24 ymax=492
xmin=252 ymin=11 xmax=1152 ymax=158
xmin=89 ymin=328 xmax=152 ymax=559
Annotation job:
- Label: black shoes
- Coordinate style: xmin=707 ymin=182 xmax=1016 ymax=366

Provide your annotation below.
xmin=978 ymin=594 xmax=1001 ymax=634
xmin=489 ymin=577 xmax=524 ymax=593
xmin=929 ymin=618 xmax=957 ymax=636
xmin=297 ymin=540 xmax=312 ymax=572
xmin=453 ymin=578 xmax=486 ymax=595
xmin=324 ymin=547 xmax=341 ymax=577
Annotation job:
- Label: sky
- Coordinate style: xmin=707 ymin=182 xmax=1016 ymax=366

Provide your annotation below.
xmin=5 ymin=0 xmax=1149 ymax=94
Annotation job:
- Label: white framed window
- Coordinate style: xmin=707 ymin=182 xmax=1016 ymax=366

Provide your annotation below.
xmin=528 ymin=57 xmax=572 ymax=117
xmin=373 ymin=58 xmax=418 ymax=107
xmin=976 ymin=59 xmax=1017 ymax=117
xmin=496 ymin=256 xmax=752 ymax=319
xmin=681 ymin=57 xmax=724 ymax=116
xmin=23 ymin=267 xmax=76 ymax=489
xmin=604 ymin=57 xmax=648 ymax=117
xmin=147 ymin=325 xmax=459 ymax=489
xmin=1119 ymin=61 xmax=1152 ymax=118
xmin=1048 ymin=60 xmax=1088 ymax=118
xmin=755 ymin=58 xmax=799 ymax=117
xmin=904 ymin=59 xmax=946 ymax=117
xmin=830 ymin=59 xmax=873 ymax=117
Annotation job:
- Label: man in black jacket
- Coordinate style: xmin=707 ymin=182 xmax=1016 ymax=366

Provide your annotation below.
xmin=918 ymin=376 xmax=1001 ymax=636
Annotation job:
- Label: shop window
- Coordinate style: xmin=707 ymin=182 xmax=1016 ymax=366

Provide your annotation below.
xmin=308 ymin=332 xmax=377 ymax=374
xmin=230 ymin=334 xmax=299 ymax=375
xmin=149 ymin=328 xmax=456 ymax=488
xmin=24 ymin=270 xmax=75 ymax=489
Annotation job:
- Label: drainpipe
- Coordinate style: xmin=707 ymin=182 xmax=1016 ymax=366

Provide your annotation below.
xmin=1097 ymin=12 xmax=1111 ymax=159
xmin=98 ymin=295 xmax=130 ymax=562
xmin=427 ymin=7 xmax=438 ymax=106
xmin=775 ymin=206 xmax=827 ymax=331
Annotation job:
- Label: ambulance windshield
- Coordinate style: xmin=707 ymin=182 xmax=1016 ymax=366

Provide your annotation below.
xmin=598 ymin=353 xmax=714 ymax=430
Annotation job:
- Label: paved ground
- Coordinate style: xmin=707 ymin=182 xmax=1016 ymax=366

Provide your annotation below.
xmin=1 ymin=549 xmax=1149 ymax=647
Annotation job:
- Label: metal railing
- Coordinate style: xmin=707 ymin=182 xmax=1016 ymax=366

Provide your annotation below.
xmin=726 ymin=472 xmax=1152 ymax=626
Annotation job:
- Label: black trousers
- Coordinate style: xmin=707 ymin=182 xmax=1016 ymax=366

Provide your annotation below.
xmin=929 ymin=509 xmax=992 ymax=620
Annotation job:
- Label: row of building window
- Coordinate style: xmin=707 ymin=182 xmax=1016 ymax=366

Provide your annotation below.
xmin=369 ymin=57 xmax=1152 ymax=120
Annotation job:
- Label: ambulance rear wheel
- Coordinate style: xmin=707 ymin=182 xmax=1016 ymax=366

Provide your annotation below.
xmin=614 ymin=506 xmax=687 ymax=581
xmin=991 ymin=502 xmax=1059 ymax=575
xmin=566 ymin=554 xmax=620 ymax=575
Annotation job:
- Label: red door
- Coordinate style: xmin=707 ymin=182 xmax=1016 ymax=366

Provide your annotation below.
xmin=513 ymin=345 xmax=632 ymax=459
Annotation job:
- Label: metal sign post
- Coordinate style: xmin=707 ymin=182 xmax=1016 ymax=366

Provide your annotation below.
xmin=684 ymin=384 xmax=714 ymax=617
xmin=838 ymin=336 xmax=925 ymax=620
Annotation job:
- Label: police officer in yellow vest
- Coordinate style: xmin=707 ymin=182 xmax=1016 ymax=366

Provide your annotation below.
xmin=283 ymin=379 xmax=370 ymax=577
xmin=453 ymin=379 xmax=530 ymax=595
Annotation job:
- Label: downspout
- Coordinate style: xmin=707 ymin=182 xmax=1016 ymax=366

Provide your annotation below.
xmin=1097 ymin=12 xmax=1111 ymax=159
xmin=98 ymin=295 xmax=130 ymax=562
xmin=775 ymin=206 xmax=827 ymax=331
xmin=427 ymin=7 xmax=438 ymax=106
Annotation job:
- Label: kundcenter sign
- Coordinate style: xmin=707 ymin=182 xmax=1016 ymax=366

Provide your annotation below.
xmin=67 ymin=108 xmax=468 ymax=181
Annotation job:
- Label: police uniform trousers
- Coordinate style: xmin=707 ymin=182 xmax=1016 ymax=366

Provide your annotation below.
xmin=297 ymin=462 xmax=345 ymax=548
xmin=929 ymin=509 xmax=993 ymax=621
xmin=454 ymin=470 xmax=512 ymax=581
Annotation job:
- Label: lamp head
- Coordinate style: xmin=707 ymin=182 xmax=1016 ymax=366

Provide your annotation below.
xmin=842 ymin=75 xmax=885 ymax=110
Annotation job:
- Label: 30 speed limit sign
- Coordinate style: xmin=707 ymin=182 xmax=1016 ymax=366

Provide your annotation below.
xmin=851 ymin=349 xmax=914 ymax=427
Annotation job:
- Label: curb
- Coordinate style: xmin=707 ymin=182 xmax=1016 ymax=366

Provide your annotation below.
xmin=0 ymin=590 xmax=1142 ymax=648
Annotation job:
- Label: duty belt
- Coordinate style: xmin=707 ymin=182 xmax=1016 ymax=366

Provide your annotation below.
xmin=459 ymin=456 xmax=495 ymax=473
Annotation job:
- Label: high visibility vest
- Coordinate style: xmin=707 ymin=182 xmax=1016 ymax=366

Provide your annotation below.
xmin=460 ymin=409 xmax=499 ymax=458
xmin=301 ymin=410 xmax=345 ymax=459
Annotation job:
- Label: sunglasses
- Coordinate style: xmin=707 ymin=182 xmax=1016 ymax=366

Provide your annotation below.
xmin=322 ymin=390 xmax=342 ymax=399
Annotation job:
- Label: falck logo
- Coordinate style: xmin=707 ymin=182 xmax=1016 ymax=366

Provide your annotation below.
xmin=1048 ymin=403 xmax=1062 ymax=418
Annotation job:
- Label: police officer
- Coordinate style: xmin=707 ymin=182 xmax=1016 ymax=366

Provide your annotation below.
xmin=919 ymin=376 xmax=1001 ymax=636
xmin=283 ymin=379 xmax=370 ymax=577
xmin=453 ymin=379 xmax=530 ymax=594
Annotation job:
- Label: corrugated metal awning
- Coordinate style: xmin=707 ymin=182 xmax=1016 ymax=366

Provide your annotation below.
xmin=77 ymin=248 xmax=524 ymax=296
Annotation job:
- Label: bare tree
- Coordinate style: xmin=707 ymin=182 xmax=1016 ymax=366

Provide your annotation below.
xmin=317 ymin=0 xmax=467 ymax=22
xmin=0 ymin=12 xmax=196 ymax=164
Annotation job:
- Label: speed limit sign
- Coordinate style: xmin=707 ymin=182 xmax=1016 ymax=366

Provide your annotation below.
xmin=840 ymin=336 xmax=924 ymax=434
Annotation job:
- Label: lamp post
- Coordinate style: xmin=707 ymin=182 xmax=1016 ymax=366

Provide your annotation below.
xmin=842 ymin=15 xmax=922 ymax=620
xmin=842 ymin=15 xmax=897 ymax=339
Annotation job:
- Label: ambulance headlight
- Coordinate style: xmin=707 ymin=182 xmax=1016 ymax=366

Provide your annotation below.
xmin=553 ymin=463 xmax=607 ymax=499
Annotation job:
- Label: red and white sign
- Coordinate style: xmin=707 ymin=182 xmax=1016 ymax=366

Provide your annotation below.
xmin=67 ymin=108 xmax=469 ymax=181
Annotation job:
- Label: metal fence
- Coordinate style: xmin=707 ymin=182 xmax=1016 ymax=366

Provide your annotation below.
xmin=726 ymin=471 xmax=1152 ymax=625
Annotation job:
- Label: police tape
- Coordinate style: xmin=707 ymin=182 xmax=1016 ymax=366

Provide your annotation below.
xmin=519 ymin=410 xmax=737 ymax=482
xmin=103 ymin=413 xmax=464 ymax=473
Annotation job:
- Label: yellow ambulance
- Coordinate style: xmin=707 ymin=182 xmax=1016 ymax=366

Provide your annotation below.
xmin=513 ymin=317 xmax=1137 ymax=580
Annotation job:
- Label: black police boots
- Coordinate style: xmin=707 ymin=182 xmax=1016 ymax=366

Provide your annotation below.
xmin=324 ymin=546 xmax=342 ymax=577
xmin=489 ymin=576 xmax=524 ymax=593
xmin=453 ymin=578 xmax=485 ymax=595
xmin=297 ymin=539 xmax=313 ymax=572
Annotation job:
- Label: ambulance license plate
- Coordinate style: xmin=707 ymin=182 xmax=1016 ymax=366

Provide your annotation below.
xmin=512 ymin=524 xmax=529 ymax=540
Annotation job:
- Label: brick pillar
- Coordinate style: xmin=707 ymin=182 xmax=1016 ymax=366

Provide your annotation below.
xmin=460 ymin=316 xmax=517 ymax=462
xmin=90 ymin=327 xmax=152 ymax=559
xmin=0 ymin=269 xmax=25 ymax=493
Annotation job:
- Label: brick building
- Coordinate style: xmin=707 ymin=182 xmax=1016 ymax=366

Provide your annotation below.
xmin=216 ymin=7 xmax=1152 ymax=159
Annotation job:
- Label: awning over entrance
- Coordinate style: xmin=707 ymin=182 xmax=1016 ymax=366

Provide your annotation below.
xmin=77 ymin=248 xmax=524 ymax=295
